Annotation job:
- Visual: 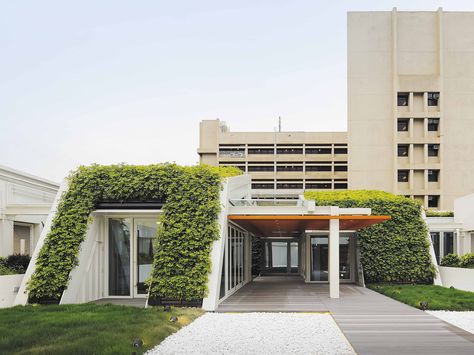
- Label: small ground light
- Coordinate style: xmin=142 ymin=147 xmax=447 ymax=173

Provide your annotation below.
xmin=164 ymin=304 xmax=171 ymax=312
xmin=132 ymin=338 xmax=143 ymax=348
xmin=170 ymin=316 xmax=178 ymax=322
xmin=419 ymin=301 xmax=428 ymax=310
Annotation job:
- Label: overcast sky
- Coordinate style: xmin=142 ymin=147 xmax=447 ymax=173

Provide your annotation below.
xmin=2 ymin=0 xmax=474 ymax=182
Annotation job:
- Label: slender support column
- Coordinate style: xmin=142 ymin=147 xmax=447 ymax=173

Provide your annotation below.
xmin=329 ymin=207 xmax=340 ymax=298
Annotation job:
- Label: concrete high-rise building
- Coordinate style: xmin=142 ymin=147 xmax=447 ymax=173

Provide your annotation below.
xmin=198 ymin=119 xmax=348 ymax=199
xmin=348 ymin=8 xmax=474 ymax=210
xmin=198 ymin=9 xmax=474 ymax=210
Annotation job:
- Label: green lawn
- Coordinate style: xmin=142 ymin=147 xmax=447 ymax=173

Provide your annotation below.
xmin=369 ymin=284 xmax=474 ymax=311
xmin=0 ymin=303 xmax=202 ymax=355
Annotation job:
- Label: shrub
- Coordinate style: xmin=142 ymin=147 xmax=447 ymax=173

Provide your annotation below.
xmin=27 ymin=163 xmax=241 ymax=303
xmin=440 ymin=253 xmax=461 ymax=267
xmin=460 ymin=253 xmax=474 ymax=269
xmin=425 ymin=210 xmax=454 ymax=217
xmin=4 ymin=254 xmax=31 ymax=273
xmin=0 ymin=265 xmax=16 ymax=275
xmin=304 ymin=190 xmax=435 ymax=283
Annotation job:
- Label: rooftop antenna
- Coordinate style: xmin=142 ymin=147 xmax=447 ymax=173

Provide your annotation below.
xmin=278 ymin=116 xmax=282 ymax=132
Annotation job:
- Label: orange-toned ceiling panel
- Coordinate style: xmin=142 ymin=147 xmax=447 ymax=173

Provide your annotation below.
xmin=228 ymin=215 xmax=390 ymax=238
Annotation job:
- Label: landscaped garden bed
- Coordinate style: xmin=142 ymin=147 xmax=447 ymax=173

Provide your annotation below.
xmin=0 ymin=303 xmax=202 ymax=355
xmin=368 ymin=284 xmax=474 ymax=311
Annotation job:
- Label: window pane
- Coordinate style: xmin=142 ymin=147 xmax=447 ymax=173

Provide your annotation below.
xmin=109 ymin=218 xmax=131 ymax=296
xmin=136 ymin=219 xmax=157 ymax=294
xmin=444 ymin=232 xmax=455 ymax=256
xmin=430 ymin=232 xmax=440 ymax=263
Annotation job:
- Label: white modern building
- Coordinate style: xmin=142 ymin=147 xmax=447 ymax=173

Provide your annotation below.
xmin=0 ymin=166 xmax=59 ymax=257
xmin=14 ymin=175 xmax=389 ymax=310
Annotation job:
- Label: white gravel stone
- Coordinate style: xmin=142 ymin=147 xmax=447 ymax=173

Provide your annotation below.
xmin=147 ymin=312 xmax=355 ymax=355
xmin=427 ymin=311 xmax=474 ymax=334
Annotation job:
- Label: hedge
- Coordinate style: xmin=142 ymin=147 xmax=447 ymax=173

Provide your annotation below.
xmin=27 ymin=163 xmax=241 ymax=303
xmin=304 ymin=190 xmax=436 ymax=283
xmin=425 ymin=210 xmax=454 ymax=217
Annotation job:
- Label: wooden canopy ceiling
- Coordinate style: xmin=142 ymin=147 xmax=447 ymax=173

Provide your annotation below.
xmin=228 ymin=215 xmax=390 ymax=238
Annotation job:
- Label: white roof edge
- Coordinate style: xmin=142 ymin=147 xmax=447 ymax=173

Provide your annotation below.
xmin=0 ymin=165 xmax=60 ymax=190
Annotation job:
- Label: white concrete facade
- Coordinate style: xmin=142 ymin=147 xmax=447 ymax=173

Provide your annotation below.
xmin=0 ymin=165 xmax=59 ymax=257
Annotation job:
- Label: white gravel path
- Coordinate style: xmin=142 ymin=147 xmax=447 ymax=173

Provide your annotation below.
xmin=147 ymin=312 xmax=355 ymax=355
xmin=427 ymin=311 xmax=474 ymax=334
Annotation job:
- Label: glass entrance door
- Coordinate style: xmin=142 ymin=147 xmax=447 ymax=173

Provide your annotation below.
xmin=108 ymin=217 xmax=157 ymax=297
xmin=310 ymin=234 xmax=354 ymax=282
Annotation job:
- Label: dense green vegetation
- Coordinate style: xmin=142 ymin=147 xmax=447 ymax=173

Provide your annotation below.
xmin=28 ymin=163 xmax=241 ymax=303
xmin=425 ymin=210 xmax=454 ymax=217
xmin=304 ymin=190 xmax=435 ymax=283
xmin=0 ymin=304 xmax=202 ymax=354
xmin=440 ymin=253 xmax=474 ymax=268
xmin=0 ymin=255 xmax=31 ymax=275
xmin=369 ymin=284 xmax=474 ymax=311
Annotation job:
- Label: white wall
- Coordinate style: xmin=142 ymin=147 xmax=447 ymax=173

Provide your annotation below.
xmin=439 ymin=266 xmax=474 ymax=292
xmin=0 ymin=274 xmax=24 ymax=308
xmin=202 ymin=175 xmax=251 ymax=311
xmin=60 ymin=216 xmax=105 ymax=304
xmin=454 ymin=193 xmax=474 ymax=231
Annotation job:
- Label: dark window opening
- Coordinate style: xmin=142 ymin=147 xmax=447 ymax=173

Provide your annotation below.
xmin=334 ymin=148 xmax=348 ymax=154
xmin=397 ymin=145 xmax=409 ymax=157
xmin=306 ymin=148 xmax=332 ymax=154
xmin=276 ymin=183 xmax=303 ymax=189
xmin=428 ymin=170 xmax=440 ymax=182
xmin=428 ymin=195 xmax=439 ymax=208
xmin=248 ymin=165 xmax=274 ymax=172
xmin=428 ymin=118 xmax=440 ymax=132
xmin=397 ymin=119 xmax=409 ymax=132
xmin=398 ymin=170 xmax=409 ymax=182
xmin=306 ymin=183 xmax=331 ymax=189
xmin=277 ymin=148 xmax=303 ymax=154
xmin=428 ymin=92 xmax=440 ymax=106
xmin=251 ymin=183 xmax=274 ymax=189
xmin=398 ymin=93 xmax=409 ymax=106
xmin=334 ymin=165 xmax=348 ymax=172
xmin=248 ymin=148 xmax=274 ymax=154
xmin=428 ymin=144 xmax=439 ymax=157
xmin=277 ymin=165 xmax=303 ymax=172
xmin=306 ymin=165 xmax=332 ymax=172
xmin=334 ymin=183 xmax=348 ymax=189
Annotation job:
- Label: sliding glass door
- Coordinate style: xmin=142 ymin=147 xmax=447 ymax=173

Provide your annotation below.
xmin=108 ymin=217 xmax=158 ymax=297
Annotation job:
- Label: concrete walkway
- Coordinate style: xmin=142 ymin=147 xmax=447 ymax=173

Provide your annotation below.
xmin=218 ymin=276 xmax=474 ymax=354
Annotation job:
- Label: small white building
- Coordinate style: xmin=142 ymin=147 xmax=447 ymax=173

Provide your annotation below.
xmin=0 ymin=165 xmax=59 ymax=257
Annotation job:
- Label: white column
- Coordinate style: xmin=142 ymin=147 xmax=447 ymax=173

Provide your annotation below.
xmin=329 ymin=207 xmax=340 ymax=298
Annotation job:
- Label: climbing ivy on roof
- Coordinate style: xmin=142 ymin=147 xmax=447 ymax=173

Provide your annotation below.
xmin=304 ymin=190 xmax=436 ymax=283
xmin=27 ymin=163 xmax=241 ymax=303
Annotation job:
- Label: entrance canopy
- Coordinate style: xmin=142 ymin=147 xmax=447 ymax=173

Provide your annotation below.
xmin=228 ymin=215 xmax=390 ymax=238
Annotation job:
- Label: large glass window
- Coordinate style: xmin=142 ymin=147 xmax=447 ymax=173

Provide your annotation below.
xmin=430 ymin=231 xmax=456 ymax=263
xmin=311 ymin=236 xmax=329 ymax=281
xmin=136 ymin=219 xmax=157 ymax=294
xmin=397 ymin=93 xmax=409 ymax=106
xmin=220 ymin=224 xmax=247 ymax=299
xmin=109 ymin=218 xmax=131 ymax=296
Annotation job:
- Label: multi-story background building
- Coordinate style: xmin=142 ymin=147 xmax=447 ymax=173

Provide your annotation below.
xmin=348 ymin=8 xmax=474 ymax=210
xmin=198 ymin=9 xmax=474 ymax=210
xmin=198 ymin=119 xmax=348 ymax=199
